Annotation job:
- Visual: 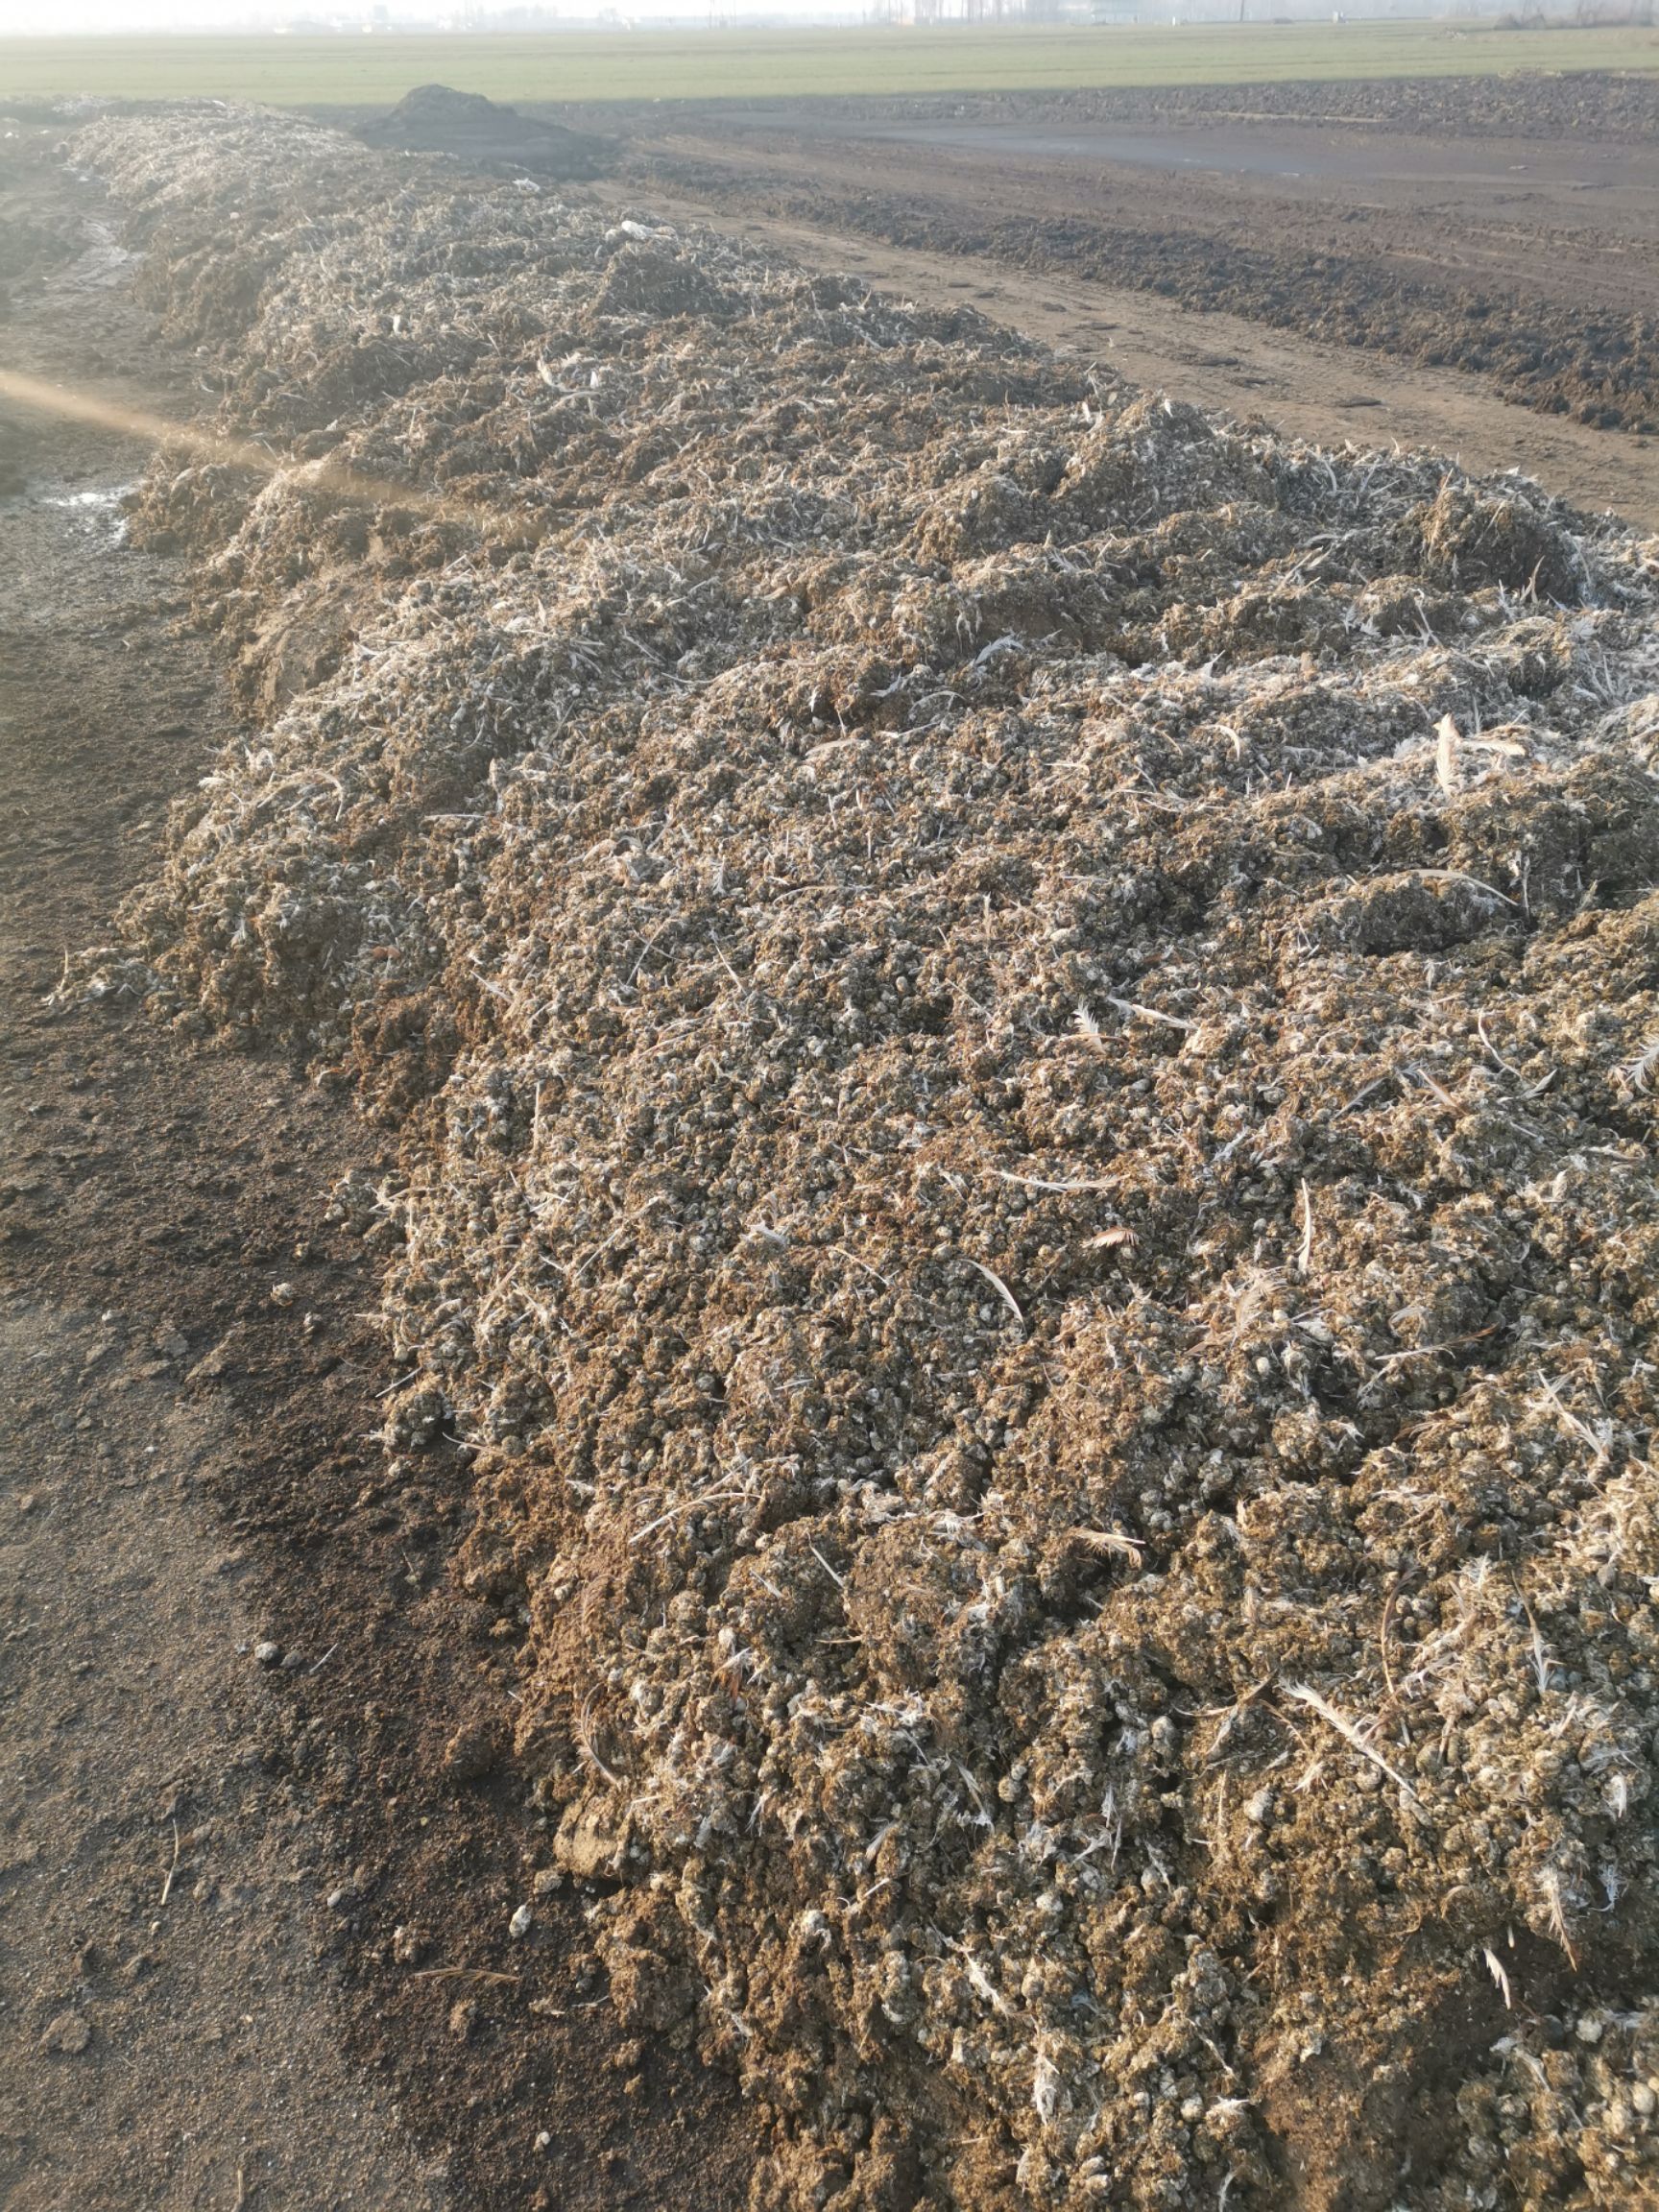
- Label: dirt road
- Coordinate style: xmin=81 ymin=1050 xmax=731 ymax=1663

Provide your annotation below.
xmin=0 ymin=120 xmax=755 ymax=2210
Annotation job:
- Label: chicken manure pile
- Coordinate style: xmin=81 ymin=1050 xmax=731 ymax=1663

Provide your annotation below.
xmin=77 ymin=103 xmax=1659 ymax=2212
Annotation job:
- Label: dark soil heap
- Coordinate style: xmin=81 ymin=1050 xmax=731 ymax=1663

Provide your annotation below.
xmin=78 ymin=103 xmax=1659 ymax=2212
xmin=355 ymin=83 xmax=604 ymax=180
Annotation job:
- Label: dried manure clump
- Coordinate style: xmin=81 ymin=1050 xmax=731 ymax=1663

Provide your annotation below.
xmin=81 ymin=103 xmax=1659 ymax=2212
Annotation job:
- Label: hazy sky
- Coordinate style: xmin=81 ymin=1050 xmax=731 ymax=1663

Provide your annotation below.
xmin=1 ymin=0 xmax=250 ymax=22
xmin=0 ymin=0 xmax=837 ymax=22
xmin=0 ymin=0 xmax=739 ymax=27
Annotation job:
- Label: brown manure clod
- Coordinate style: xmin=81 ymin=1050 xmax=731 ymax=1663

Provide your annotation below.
xmin=76 ymin=100 xmax=1659 ymax=2212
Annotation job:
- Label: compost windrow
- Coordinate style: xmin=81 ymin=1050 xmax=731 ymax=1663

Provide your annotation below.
xmin=75 ymin=101 xmax=1659 ymax=2212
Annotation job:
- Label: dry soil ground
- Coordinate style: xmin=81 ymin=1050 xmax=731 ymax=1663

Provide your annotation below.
xmin=0 ymin=121 xmax=757 ymax=2210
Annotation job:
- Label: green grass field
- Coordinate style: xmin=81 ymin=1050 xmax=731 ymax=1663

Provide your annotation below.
xmin=2 ymin=19 xmax=1657 ymax=108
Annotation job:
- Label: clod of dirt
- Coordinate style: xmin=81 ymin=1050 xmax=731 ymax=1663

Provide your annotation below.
xmin=554 ymin=1801 xmax=631 ymax=1886
xmin=355 ymin=84 xmax=605 ymax=181
xmin=443 ymin=1718 xmax=507 ymax=1786
xmin=38 ymin=2012 xmax=92 ymax=2056
xmin=75 ymin=100 xmax=1659 ymax=2212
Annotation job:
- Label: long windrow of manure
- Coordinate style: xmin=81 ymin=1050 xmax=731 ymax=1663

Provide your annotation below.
xmin=79 ymin=102 xmax=1659 ymax=2212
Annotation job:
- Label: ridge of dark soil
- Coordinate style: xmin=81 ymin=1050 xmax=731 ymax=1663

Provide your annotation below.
xmin=551 ymin=67 xmax=1659 ymax=140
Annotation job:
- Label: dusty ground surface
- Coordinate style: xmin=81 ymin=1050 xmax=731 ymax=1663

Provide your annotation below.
xmin=0 ymin=112 xmax=757 ymax=2210
xmin=565 ymin=70 xmax=1659 ymax=483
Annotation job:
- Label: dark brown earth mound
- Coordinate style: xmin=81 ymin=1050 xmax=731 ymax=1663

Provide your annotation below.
xmin=356 ymin=83 xmax=604 ymax=180
xmin=69 ymin=99 xmax=1659 ymax=2212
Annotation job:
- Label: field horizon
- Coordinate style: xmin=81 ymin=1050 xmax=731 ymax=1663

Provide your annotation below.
xmin=2 ymin=18 xmax=1658 ymax=107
